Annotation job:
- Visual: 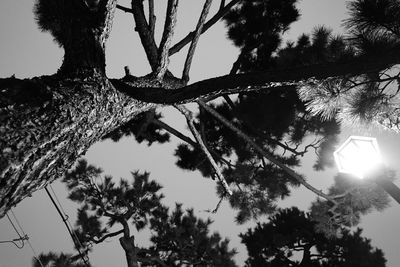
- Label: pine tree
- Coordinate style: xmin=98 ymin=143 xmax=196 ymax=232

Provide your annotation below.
xmin=2 ymin=0 xmax=400 ymax=230
xmin=32 ymin=252 xmax=89 ymax=267
xmin=240 ymin=207 xmax=387 ymax=267
xmin=57 ymin=159 xmax=237 ymax=267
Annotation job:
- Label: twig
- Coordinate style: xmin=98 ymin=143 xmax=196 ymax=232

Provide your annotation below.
xmin=169 ymin=0 xmax=241 ymax=56
xmin=182 ymin=0 xmax=213 ymax=82
xmin=156 ymin=0 xmax=179 ymax=79
xmin=91 ymin=229 xmax=124 ymax=244
xmin=175 ymin=104 xmax=232 ymax=195
xmin=204 ymin=194 xmax=225 ymax=213
xmin=197 ymin=99 xmax=334 ymax=202
xmin=152 ymin=118 xmax=197 ymax=146
xmin=219 ymin=0 xmax=226 ymax=10
xmin=153 ymin=118 xmax=234 ymax=168
xmin=222 ymin=93 xmax=316 ymax=157
xmin=116 ymin=4 xmax=133 ymax=13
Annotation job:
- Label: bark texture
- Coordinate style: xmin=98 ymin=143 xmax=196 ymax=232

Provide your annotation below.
xmin=0 ymin=75 xmax=155 ymax=217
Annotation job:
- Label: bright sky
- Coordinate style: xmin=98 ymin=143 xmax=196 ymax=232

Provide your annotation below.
xmin=1 ymin=1 xmax=400 ymax=267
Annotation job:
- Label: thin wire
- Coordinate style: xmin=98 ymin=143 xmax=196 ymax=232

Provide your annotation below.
xmin=49 ymin=184 xmax=68 ymax=219
xmin=0 ymin=237 xmax=27 ymax=248
xmin=45 ymin=186 xmax=91 ymax=267
xmin=49 ymin=184 xmax=85 ymax=253
xmin=6 ymin=213 xmax=23 ymax=239
xmin=4 ymin=213 xmax=26 ymax=248
xmin=9 ymin=209 xmax=45 ymax=267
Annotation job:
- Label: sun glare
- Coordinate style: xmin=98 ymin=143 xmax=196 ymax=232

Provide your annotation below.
xmin=334 ymin=136 xmax=383 ymax=179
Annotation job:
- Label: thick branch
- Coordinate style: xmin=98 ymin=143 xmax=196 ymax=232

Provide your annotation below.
xmin=156 ymin=0 xmax=179 ymax=79
xmin=131 ymin=0 xmax=159 ymax=71
xmin=113 ymin=50 xmax=400 ymax=104
xmin=169 ymin=0 xmax=241 ymax=56
xmin=182 ymin=0 xmax=213 ymax=82
xmin=175 ymin=105 xmax=232 ymax=195
xmin=197 ymin=100 xmax=334 ymax=202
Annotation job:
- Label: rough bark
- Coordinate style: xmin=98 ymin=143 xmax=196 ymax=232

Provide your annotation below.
xmin=2 ymin=0 xmax=400 ymax=219
xmin=0 ymin=75 xmax=155 ymax=217
xmin=58 ymin=0 xmax=117 ymax=75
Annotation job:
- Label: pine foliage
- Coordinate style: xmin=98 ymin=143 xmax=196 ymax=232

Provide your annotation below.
xmin=240 ymin=207 xmax=387 ymax=267
xmin=33 ymin=252 xmax=89 ymax=267
xmin=144 ymin=204 xmax=238 ymax=266
xmin=310 ymin=171 xmax=392 ymax=238
xmin=103 ymin=110 xmax=170 ymax=145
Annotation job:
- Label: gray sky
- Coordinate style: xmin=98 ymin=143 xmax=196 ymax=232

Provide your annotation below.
xmin=1 ymin=0 xmax=400 ymax=267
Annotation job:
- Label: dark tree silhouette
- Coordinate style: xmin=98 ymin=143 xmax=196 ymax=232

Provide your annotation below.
xmin=104 ymin=0 xmax=342 ymax=224
xmin=59 ymin=159 xmax=237 ymax=267
xmin=32 ymin=252 xmax=89 ymax=267
xmin=240 ymin=207 xmax=387 ymax=267
xmin=1 ymin=0 xmax=400 ymax=234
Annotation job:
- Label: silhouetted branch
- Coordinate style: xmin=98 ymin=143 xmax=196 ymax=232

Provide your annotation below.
xmin=219 ymin=0 xmax=226 ymax=10
xmin=175 ymin=104 xmax=233 ymax=195
xmin=169 ymin=0 xmax=241 ymax=56
xmin=131 ymin=0 xmax=159 ymax=70
xmin=148 ymin=0 xmax=156 ymax=37
xmin=113 ymin=49 xmax=400 ymax=104
xmin=91 ymin=229 xmax=124 ymax=244
xmin=182 ymin=0 xmax=213 ymax=82
xmin=116 ymin=4 xmax=133 ymax=13
xmin=197 ymin=100 xmax=335 ymax=202
xmin=156 ymin=0 xmax=179 ymax=79
xmin=152 ymin=118 xmax=234 ymax=168
xmin=152 ymin=118 xmax=197 ymax=146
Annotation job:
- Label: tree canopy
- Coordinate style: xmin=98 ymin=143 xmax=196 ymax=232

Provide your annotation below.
xmin=1 ymin=0 xmax=400 ymax=265
xmin=241 ymin=207 xmax=386 ymax=267
xmin=59 ymin=159 xmax=237 ymax=267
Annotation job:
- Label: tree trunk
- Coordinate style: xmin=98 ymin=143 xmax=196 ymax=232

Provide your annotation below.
xmin=0 ymin=75 xmax=155 ymax=217
xmin=56 ymin=0 xmax=117 ymax=75
xmin=119 ymin=236 xmax=140 ymax=267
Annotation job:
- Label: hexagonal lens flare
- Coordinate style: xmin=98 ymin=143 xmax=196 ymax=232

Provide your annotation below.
xmin=334 ymin=136 xmax=383 ymax=179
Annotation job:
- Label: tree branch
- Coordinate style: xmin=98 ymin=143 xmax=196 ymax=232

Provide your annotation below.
xmin=148 ymin=0 xmax=156 ymax=37
xmin=182 ymin=0 xmax=213 ymax=82
xmin=152 ymin=118 xmax=197 ymax=146
xmin=112 ymin=49 xmax=400 ymax=104
xmin=223 ymin=93 xmax=317 ymax=157
xmin=91 ymin=229 xmax=124 ymax=244
xmin=169 ymin=0 xmax=241 ymax=56
xmin=156 ymin=0 xmax=179 ymax=79
xmin=175 ymin=104 xmax=232 ymax=195
xmin=152 ymin=117 xmax=233 ymax=168
xmin=197 ymin=100 xmax=335 ymax=202
xmin=116 ymin=4 xmax=133 ymax=13
xmin=131 ymin=0 xmax=159 ymax=71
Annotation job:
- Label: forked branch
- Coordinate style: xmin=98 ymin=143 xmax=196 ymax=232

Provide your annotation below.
xmin=169 ymin=0 xmax=241 ymax=56
xmin=197 ymin=99 xmax=334 ymax=202
xmin=175 ymin=104 xmax=233 ymax=195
